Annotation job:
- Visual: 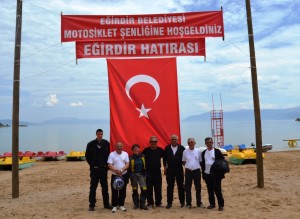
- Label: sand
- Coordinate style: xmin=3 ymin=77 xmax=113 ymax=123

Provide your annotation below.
xmin=0 ymin=150 xmax=300 ymax=219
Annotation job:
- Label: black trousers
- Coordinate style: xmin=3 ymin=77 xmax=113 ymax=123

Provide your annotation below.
xmin=89 ymin=167 xmax=109 ymax=208
xmin=185 ymin=169 xmax=201 ymax=206
xmin=111 ymin=173 xmax=129 ymax=207
xmin=203 ymin=173 xmax=224 ymax=207
xmin=146 ymin=171 xmax=162 ymax=206
xmin=166 ymin=168 xmax=185 ymax=205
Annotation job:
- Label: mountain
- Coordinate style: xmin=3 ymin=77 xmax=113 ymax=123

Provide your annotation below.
xmin=182 ymin=106 xmax=300 ymax=122
xmin=0 ymin=117 xmax=109 ymax=126
xmin=0 ymin=119 xmax=34 ymax=126
xmin=37 ymin=117 xmax=109 ymax=125
xmin=1 ymin=107 xmax=300 ymax=125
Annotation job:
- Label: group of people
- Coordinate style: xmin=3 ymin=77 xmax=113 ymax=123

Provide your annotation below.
xmin=85 ymin=129 xmax=227 ymax=214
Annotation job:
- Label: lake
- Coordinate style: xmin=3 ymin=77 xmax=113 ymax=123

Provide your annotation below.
xmin=0 ymin=120 xmax=299 ymax=154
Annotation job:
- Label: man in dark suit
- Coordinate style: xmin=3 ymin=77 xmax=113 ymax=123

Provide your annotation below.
xmin=200 ymin=137 xmax=225 ymax=211
xmin=85 ymin=129 xmax=112 ymax=211
xmin=163 ymin=134 xmax=185 ymax=209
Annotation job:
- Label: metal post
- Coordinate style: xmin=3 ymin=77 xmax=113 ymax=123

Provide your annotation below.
xmin=12 ymin=0 xmax=23 ymax=198
xmin=245 ymin=0 xmax=264 ymax=188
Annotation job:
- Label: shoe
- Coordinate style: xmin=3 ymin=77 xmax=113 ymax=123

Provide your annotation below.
xmin=197 ymin=203 xmax=205 ymax=208
xmin=186 ymin=205 xmax=191 ymax=209
xmin=140 ymin=205 xmax=149 ymax=210
xmin=112 ymin=207 xmax=117 ymax=213
xmin=104 ymin=205 xmax=113 ymax=210
xmin=119 ymin=206 xmax=127 ymax=211
xmin=166 ymin=204 xmax=172 ymax=209
xmin=147 ymin=204 xmax=154 ymax=209
xmin=156 ymin=204 xmax=164 ymax=208
xmin=88 ymin=207 xmax=94 ymax=211
xmin=218 ymin=206 xmax=224 ymax=211
xmin=133 ymin=205 xmax=139 ymax=209
xmin=207 ymin=205 xmax=216 ymax=209
xmin=180 ymin=203 xmax=185 ymax=208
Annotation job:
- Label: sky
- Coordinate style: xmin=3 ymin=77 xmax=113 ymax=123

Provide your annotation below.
xmin=0 ymin=0 xmax=299 ymax=123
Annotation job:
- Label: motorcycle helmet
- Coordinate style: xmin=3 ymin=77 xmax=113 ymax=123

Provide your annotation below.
xmin=113 ymin=176 xmax=125 ymax=190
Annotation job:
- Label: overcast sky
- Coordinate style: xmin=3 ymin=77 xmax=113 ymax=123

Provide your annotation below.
xmin=1 ymin=0 xmax=299 ymax=123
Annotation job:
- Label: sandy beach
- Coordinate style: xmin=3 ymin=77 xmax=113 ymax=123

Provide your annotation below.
xmin=0 ymin=150 xmax=299 ymax=219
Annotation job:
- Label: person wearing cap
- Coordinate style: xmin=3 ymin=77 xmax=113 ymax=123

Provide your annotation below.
xmin=182 ymin=138 xmax=203 ymax=209
xmin=107 ymin=142 xmax=130 ymax=213
xmin=129 ymin=144 xmax=148 ymax=210
xmin=85 ymin=129 xmax=112 ymax=211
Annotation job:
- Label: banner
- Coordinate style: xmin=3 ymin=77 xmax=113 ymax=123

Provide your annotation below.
xmin=107 ymin=58 xmax=181 ymax=153
xmin=76 ymin=38 xmax=205 ymax=58
xmin=61 ymin=10 xmax=224 ymax=42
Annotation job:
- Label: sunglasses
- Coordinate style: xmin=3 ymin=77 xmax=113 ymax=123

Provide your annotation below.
xmin=150 ymin=140 xmax=157 ymax=143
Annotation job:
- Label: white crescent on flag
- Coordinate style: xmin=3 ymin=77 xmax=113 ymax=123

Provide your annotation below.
xmin=125 ymin=74 xmax=161 ymax=119
xmin=125 ymin=74 xmax=160 ymax=102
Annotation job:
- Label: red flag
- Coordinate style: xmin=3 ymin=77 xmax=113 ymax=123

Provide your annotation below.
xmin=107 ymin=58 xmax=181 ymax=153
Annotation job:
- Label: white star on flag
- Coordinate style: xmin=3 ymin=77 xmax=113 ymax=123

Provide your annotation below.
xmin=136 ymin=104 xmax=151 ymax=118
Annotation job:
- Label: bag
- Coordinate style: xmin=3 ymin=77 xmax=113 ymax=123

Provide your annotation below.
xmin=212 ymin=159 xmax=230 ymax=173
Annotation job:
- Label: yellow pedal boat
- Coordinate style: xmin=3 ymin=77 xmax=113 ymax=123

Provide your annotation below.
xmin=0 ymin=156 xmax=36 ymax=170
xmin=228 ymin=147 xmax=265 ymax=165
xmin=65 ymin=151 xmax=86 ymax=161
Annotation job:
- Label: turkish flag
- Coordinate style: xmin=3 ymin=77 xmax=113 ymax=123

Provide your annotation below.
xmin=107 ymin=58 xmax=181 ymax=153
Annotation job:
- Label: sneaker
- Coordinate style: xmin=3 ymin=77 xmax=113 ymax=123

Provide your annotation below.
xmin=186 ymin=205 xmax=191 ymax=209
xmin=180 ymin=203 xmax=185 ymax=208
xmin=119 ymin=206 xmax=127 ymax=211
xmin=112 ymin=207 xmax=117 ymax=213
xmin=218 ymin=206 xmax=224 ymax=211
xmin=88 ymin=207 xmax=94 ymax=211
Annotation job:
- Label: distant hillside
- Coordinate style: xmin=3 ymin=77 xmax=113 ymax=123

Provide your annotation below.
xmin=182 ymin=106 xmax=300 ymax=122
xmin=0 ymin=120 xmax=34 ymax=126
xmin=38 ymin=117 xmax=109 ymax=125
xmin=2 ymin=107 xmax=299 ymax=125
xmin=0 ymin=118 xmax=109 ymax=125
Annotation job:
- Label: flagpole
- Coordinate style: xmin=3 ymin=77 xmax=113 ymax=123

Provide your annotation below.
xmin=245 ymin=0 xmax=264 ymax=188
xmin=12 ymin=0 xmax=23 ymax=198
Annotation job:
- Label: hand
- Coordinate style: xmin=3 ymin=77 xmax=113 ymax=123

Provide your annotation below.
xmin=116 ymin=169 xmax=123 ymax=176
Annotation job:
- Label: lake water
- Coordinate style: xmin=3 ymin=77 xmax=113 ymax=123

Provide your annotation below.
xmin=0 ymin=120 xmax=299 ymax=154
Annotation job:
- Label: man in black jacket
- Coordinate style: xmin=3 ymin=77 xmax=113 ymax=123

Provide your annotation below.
xmin=163 ymin=134 xmax=185 ymax=209
xmin=200 ymin=137 xmax=225 ymax=211
xmin=142 ymin=136 xmax=164 ymax=208
xmin=85 ymin=129 xmax=112 ymax=211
